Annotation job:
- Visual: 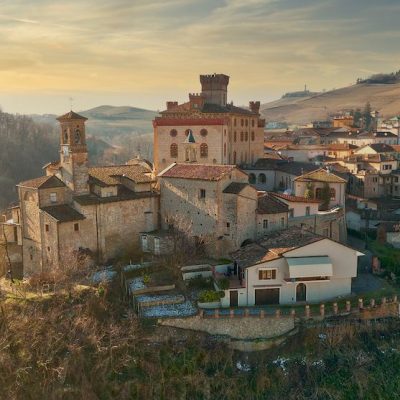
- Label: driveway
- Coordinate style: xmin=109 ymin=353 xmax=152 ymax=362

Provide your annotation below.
xmin=352 ymin=272 xmax=385 ymax=295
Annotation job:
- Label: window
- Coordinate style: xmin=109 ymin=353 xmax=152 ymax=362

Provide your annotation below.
xmin=241 ymin=119 xmax=244 ymax=127
xmin=245 ymin=119 xmax=248 ymax=127
xmin=289 ymin=209 xmax=294 ymax=218
xmin=234 ymin=131 xmax=237 ymax=142
xmin=245 ymin=132 xmax=248 ymax=141
xmin=50 ymin=193 xmax=57 ymax=203
xmin=74 ymin=223 xmax=79 ymax=232
xmin=233 ymin=151 xmax=237 ymax=164
xmin=315 ymin=188 xmax=322 ymax=199
xmin=280 ymin=217 xmax=285 ymax=228
xmin=226 ymin=222 xmax=230 ymax=228
xmin=323 ymin=228 xmax=329 ymax=237
xmin=305 ymin=206 xmax=310 ymax=216
xmin=170 ymin=143 xmax=178 ymax=158
xmin=249 ymin=173 xmax=256 ymax=184
xmin=199 ymin=189 xmax=206 ymax=199
xmin=240 ymin=132 xmax=244 ymax=142
xmin=258 ymin=174 xmax=266 ymax=184
xmin=251 ymin=119 xmax=255 ymax=127
xmin=251 ymin=131 xmax=255 ymax=141
xmin=234 ymin=118 xmax=237 ymax=127
xmin=170 ymin=129 xmax=177 ymax=137
xmin=259 ymin=269 xmax=276 ymax=280
xmin=200 ymin=143 xmax=208 ymax=158
xmin=45 ymin=224 xmax=49 ymax=232
xmin=200 ymin=128 xmax=208 ymax=137
xmin=329 ymin=188 xmax=336 ymax=200
xmin=224 ymin=143 xmax=226 ymax=157
xmin=263 ymin=219 xmax=268 ymax=229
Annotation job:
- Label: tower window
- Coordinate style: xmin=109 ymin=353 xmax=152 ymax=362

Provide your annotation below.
xmin=74 ymin=129 xmax=81 ymax=144
xmin=50 ymin=193 xmax=57 ymax=203
xmin=170 ymin=143 xmax=178 ymax=158
xmin=45 ymin=224 xmax=49 ymax=232
xmin=63 ymin=130 xmax=68 ymax=143
xmin=200 ymin=143 xmax=208 ymax=158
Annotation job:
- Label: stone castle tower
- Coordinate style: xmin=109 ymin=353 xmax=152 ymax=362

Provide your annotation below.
xmin=56 ymin=111 xmax=89 ymax=195
xmin=200 ymin=73 xmax=229 ymax=106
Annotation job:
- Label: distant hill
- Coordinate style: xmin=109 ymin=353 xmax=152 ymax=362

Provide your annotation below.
xmin=261 ymin=83 xmax=400 ymax=125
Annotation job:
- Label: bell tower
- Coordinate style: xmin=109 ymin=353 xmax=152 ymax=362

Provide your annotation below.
xmin=56 ymin=111 xmax=89 ymax=195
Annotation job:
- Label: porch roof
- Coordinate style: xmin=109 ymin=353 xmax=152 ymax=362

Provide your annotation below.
xmin=286 ymin=256 xmax=333 ymax=278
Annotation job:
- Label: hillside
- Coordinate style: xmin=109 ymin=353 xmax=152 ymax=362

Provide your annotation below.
xmin=31 ymin=105 xmax=157 ymax=143
xmin=261 ymin=83 xmax=400 ymax=124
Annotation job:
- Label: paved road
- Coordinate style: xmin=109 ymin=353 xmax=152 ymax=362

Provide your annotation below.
xmin=347 ymin=234 xmax=373 ymax=272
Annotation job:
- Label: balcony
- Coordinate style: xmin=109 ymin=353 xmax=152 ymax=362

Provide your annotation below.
xmin=212 ymin=264 xmax=246 ymax=289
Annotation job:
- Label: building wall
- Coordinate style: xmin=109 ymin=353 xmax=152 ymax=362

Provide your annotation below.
xmin=294 ymin=181 xmax=345 ymax=208
xmin=256 ymin=212 xmax=287 ymax=239
xmin=245 ymin=169 xmax=275 ymax=191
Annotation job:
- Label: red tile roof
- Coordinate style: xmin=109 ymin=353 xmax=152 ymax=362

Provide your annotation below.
xmin=56 ymin=110 xmax=88 ymax=121
xmin=270 ymin=192 xmax=321 ymax=204
xmin=159 ymin=163 xmax=237 ymax=181
xmin=18 ymin=175 xmax=65 ymax=189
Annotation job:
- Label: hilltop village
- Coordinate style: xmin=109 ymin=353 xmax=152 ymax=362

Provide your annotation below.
xmin=3 ymin=73 xmax=400 ymax=308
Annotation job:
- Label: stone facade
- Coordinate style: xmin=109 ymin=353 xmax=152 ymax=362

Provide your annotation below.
xmin=153 ymin=74 xmax=265 ymax=173
xmin=17 ymin=112 xmax=159 ymax=276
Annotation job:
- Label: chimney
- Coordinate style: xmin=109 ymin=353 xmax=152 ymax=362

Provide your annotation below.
xmin=249 ymin=101 xmax=260 ymax=113
xmin=166 ymin=101 xmax=178 ymax=111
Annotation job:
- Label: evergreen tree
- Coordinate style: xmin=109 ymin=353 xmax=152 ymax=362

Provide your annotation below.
xmin=320 ymin=182 xmax=331 ymax=210
xmin=363 ymin=102 xmax=372 ymax=130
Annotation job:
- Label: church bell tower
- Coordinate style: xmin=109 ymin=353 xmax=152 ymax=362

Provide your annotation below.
xmin=56 ymin=111 xmax=89 ymax=195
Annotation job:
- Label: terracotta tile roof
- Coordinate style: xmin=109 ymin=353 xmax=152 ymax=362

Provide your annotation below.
xmin=19 ymin=175 xmax=65 ymax=189
xmin=357 ymin=143 xmax=396 ymax=153
xmin=294 ymin=168 xmax=347 ymax=183
xmin=223 ymin=182 xmax=249 ymax=194
xmin=56 ymin=110 xmax=88 ymax=121
xmin=41 ymin=204 xmax=85 ymax=222
xmin=270 ymin=192 xmax=321 ymax=204
xmin=275 ymin=161 xmax=318 ymax=176
xmin=161 ymin=102 xmax=256 ymax=115
xmin=159 ymin=163 xmax=237 ymax=181
xmin=230 ymin=227 xmax=324 ymax=268
xmin=257 ymin=193 xmax=289 ymax=214
xmin=89 ymin=165 xmax=154 ymax=187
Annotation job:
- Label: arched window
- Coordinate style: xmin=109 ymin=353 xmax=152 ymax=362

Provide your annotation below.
xmin=251 ymin=131 xmax=255 ymax=141
xmin=241 ymin=119 xmax=244 ymax=127
xmin=245 ymin=119 xmax=248 ymax=127
xmin=233 ymin=151 xmax=237 ymax=164
xmin=258 ymin=173 xmax=266 ymax=184
xmin=200 ymin=129 xmax=208 ymax=137
xmin=296 ymin=283 xmax=306 ymax=302
xmin=249 ymin=173 xmax=256 ymax=184
xmin=234 ymin=118 xmax=237 ymax=127
xmin=245 ymin=132 xmax=248 ymax=141
xmin=170 ymin=143 xmax=178 ymax=158
xmin=74 ymin=129 xmax=81 ymax=144
xmin=240 ymin=132 xmax=244 ymax=142
xmin=251 ymin=119 xmax=255 ymax=127
xmin=200 ymin=143 xmax=208 ymax=158
xmin=234 ymin=131 xmax=237 ymax=142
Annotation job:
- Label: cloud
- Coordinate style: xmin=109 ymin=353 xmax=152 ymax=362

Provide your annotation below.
xmin=0 ymin=0 xmax=399 ymax=113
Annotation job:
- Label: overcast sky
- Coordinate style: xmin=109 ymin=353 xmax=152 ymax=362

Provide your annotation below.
xmin=1 ymin=0 xmax=399 ymax=114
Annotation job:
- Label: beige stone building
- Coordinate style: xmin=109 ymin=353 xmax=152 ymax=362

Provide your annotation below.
xmin=153 ymin=74 xmax=265 ymax=173
xmin=14 ymin=111 xmax=159 ymax=276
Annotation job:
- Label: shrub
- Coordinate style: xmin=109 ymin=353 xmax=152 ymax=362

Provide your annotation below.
xmin=198 ymin=290 xmax=224 ymax=303
xmin=217 ymin=278 xmax=230 ymax=290
xmin=143 ymin=274 xmax=151 ymax=285
xmin=187 ymin=276 xmax=214 ymax=290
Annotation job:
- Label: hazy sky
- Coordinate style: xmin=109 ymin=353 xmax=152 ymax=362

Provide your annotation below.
xmin=1 ymin=0 xmax=399 ymax=114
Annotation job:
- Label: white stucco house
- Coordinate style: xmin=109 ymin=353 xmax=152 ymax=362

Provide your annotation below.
xmin=216 ymin=227 xmax=363 ymax=307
